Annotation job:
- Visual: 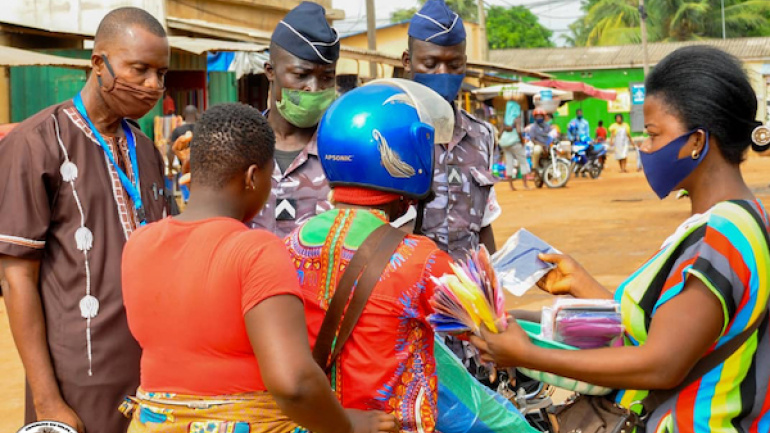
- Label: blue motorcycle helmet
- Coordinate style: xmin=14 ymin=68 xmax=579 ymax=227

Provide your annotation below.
xmin=317 ymin=78 xmax=454 ymax=200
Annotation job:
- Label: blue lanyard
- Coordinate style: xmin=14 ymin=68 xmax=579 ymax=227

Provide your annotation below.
xmin=73 ymin=93 xmax=146 ymax=225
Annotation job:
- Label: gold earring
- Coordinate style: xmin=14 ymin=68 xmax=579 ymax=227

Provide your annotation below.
xmin=691 ymin=149 xmax=700 ymax=159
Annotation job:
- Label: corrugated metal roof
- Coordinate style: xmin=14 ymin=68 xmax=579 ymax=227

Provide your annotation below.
xmin=491 ymin=37 xmax=770 ymax=71
xmin=0 ymin=45 xmax=91 ymax=68
xmin=167 ymin=36 xmax=268 ymax=55
xmin=465 ymin=59 xmax=552 ymax=79
xmin=167 ymin=17 xmax=402 ymax=66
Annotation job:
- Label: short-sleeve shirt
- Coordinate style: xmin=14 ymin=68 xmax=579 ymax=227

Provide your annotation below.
xmin=122 ymin=217 xmax=303 ymax=395
xmin=421 ymin=109 xmax=500 ymax=260
xmin=568 ymin=118 xmax=590 ymax=140
xmin=614 ymin=200 xmax=770 ymax=433
xmin=249 ymin=132 xmax=332 ymax=238
xmin=595 ymin=126 xmax=608 ymax=142
xmin=0 ymin=100 xmax=167 ymax=382
xmin=285 ymin=209 xmax=454 ymax=433
xmin=609 ymin=122 xmax=631 ymax=142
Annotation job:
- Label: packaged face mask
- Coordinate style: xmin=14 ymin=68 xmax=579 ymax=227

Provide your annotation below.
xmin=491 ymin=229 xmax=560 ymax=296
xmin=549 ymin=298 xmax=624 ymax=349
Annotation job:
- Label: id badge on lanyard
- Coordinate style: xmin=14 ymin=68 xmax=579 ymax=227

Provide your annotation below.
xmin=73 ymin=93 xmax=146 ymax=225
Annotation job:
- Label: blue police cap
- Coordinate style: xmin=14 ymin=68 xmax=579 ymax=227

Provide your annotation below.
xmin=408 ymin=0 xmax=466 ymax=46
xmin=272 ymin=2 xmax=340 ymax=64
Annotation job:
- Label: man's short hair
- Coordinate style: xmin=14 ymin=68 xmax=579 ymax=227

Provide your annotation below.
xmin=191 ymin=103 xmax=275 ymax=188
xmin=95 ymin=7 xmax=166 ymax=47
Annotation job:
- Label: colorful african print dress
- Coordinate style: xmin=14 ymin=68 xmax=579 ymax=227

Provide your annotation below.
xmin=614 ymin=200 xmax=770 ymax=433
xmin=285 ymin=209 xmax=454 ymax=433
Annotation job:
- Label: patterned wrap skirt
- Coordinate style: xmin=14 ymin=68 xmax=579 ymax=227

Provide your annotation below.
xmin=121 ymin=388 xmax=305 ymax=433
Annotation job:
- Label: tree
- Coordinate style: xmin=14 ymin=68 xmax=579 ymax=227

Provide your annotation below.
xmin=486 ymin=5 xmax=554 ymax=48
xmin=565 ymin=0 xmax=770 ymax=46
xmin=390 ymin=0 xmax=477 ymax=24
xmin=391 ymin=7 xmax=418 ymax=23
xmin=651 ymin=0 xmax=770 ymax=41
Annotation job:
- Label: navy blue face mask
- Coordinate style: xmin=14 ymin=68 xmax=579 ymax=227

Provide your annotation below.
xmin=412 ymin=73 xmax=465 ymax=103
xmin=639 ymin=129 xmax=709 ymax=199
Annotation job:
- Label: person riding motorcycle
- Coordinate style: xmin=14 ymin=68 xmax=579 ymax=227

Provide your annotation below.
xmin=529 ymin=108 xmax=553 ymax=170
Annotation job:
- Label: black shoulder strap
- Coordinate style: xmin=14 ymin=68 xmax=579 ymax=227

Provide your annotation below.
xmin=312 ymin=223 xmax=407 ymax=372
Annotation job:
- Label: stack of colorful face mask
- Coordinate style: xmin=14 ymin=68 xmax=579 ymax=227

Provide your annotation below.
xmin=541 ymin=299 xmax=624 ymax=349
xmin=428 ymin=246 xmax=507 ymax=335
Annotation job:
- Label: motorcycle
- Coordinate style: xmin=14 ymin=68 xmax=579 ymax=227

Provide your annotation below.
xmin=532 ymin=141 xmax=571 ymax=189
xmin=570 ymin=135 xmax=607 ymax=179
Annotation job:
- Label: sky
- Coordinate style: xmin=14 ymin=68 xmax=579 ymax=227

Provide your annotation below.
xmin=330 ymin=0 xmax=583 ymax=46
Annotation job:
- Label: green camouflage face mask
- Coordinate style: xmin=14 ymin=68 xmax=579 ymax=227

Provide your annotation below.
xmin=275 ymin=87 xmax=337 ymax=128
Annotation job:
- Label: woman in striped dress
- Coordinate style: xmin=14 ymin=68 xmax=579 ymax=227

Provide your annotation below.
xmin=471 ymin=45 xmax=770 ymax=433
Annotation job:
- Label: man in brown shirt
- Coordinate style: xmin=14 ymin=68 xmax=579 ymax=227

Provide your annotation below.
xmin=0 ymin=7 xmax=169 ymax=432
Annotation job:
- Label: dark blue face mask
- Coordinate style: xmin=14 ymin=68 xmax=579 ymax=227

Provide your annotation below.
xmin=639 ymin=129 xmax=709 ymax=199
xmin=412 ymin=73 xmax=465 ymax=103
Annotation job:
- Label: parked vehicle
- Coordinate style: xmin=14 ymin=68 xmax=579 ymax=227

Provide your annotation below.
xmin=571 ymin=135 xmax=607 ymax=179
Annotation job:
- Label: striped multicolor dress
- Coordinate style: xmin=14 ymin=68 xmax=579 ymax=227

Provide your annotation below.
xmin=614 ymin=200 xmax=770 ymax=433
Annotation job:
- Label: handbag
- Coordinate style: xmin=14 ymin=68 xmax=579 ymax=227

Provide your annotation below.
xmin=551 ymin=309 xmax=767 ymax=433
xmin=499 ymin=130 xmax=520 ymax=149
xmin=313 ymin=223 xmax=407 ymax=371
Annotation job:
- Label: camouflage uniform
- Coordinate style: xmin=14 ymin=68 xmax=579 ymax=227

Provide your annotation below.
xmin=421 ymin=108 xmax=500 ymax=260
xmin=249 ymin=134 xmax=332 ymax=238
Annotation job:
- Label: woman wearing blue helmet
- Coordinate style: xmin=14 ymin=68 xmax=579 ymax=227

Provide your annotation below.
xmin=284 ymin=79 xmax=456 ymax=433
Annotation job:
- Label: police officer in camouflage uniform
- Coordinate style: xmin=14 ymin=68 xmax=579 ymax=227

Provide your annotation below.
xmin=249 ymin=2 xmax=339 ymax=238
xmin=402 ymin=0 xmax=501 ymax=260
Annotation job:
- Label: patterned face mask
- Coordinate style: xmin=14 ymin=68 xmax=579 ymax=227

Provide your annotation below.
xmin=275 ymin=87 xmax=336 ymax=128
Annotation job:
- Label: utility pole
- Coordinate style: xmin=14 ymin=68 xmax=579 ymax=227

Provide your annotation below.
xmin=721 ymin=0 xmax=726 ymax=39
xmin=366 ymin=0 xmax=377 ymax=79
xmin=477 ymin=0 xmax=489 ymax=61
xmin=639 ymin=0 xmax=649 ymax=76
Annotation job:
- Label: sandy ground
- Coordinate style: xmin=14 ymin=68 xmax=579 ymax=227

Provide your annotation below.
xmin=1 ymin=152 xmax=768 ymax=431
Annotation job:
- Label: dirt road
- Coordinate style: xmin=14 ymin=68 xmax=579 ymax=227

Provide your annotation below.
xmin=1 ymin=153 xmax=768 ymax=431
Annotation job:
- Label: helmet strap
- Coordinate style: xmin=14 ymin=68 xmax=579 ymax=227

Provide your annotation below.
xmin=413 ymin=200 xmax=426 ymax=235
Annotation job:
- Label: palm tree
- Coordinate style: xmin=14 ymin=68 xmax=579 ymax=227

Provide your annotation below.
xmin=581 ymin=0 xmax=641 ymax=46
xmin=567 ymin=0 xmax=770 ymax=46
xmin=649 ymin=0 xmax=770 ymax=41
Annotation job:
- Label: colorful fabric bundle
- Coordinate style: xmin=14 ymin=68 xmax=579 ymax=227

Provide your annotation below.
xmin=428 ymin=246 xmax=507 ymax=335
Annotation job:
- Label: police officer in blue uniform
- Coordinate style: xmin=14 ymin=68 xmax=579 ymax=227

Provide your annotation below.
xmin=402 ymin=0 xmax=501 ymax=261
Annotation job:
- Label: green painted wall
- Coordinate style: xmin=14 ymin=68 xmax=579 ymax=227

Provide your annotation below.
xmin=208 ymin=72 xmax=238 ymax=106
xmin=10 ymin=49 xmax=163 ymax=140
xmin=10 ymin=49 xmax=89 ymax=122
xmin=525 ymin=68 xmax=646 ymax=138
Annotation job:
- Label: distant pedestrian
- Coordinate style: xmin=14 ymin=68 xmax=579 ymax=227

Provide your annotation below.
xmin=499 ymin=118 xmax=530 ymax=190
xmin=595 ymin=120 xmax=607 ymax=143
xmin=610 ymin=113 xmax=632 ymax=172
xmin=567 ymin=108 xmax=590 ymax=142
xmin=170 ymin=105 xmax=198 ymax=175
